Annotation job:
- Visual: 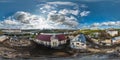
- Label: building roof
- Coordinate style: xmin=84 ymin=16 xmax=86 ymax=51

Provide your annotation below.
xmin=36 ymin=33 xmax=66 ymax=42
xmin=72 ymin=34 xmax=86 ymax=43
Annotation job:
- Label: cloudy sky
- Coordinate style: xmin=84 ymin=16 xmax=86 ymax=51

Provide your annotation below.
xmin=0 ymin=0 xmax=120 ymax=29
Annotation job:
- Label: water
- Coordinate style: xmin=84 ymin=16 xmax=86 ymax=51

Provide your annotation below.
xmin=0 ymin=54 xmax=119 ymax=60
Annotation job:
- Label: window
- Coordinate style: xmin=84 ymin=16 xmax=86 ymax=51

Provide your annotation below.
xmin=52 ymin=41 xmax=58 ymax=47
xmin=82 ymin=44 xmax=84 ymax=46
xmin=72 ymin=43 xmax=74 ymax=45
xmin=76 ymin=43 xmax=79 ymax=45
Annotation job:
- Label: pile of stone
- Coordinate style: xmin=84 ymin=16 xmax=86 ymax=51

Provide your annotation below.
xmin=0 ymin=35 xmax=9 ymax=43
xmin=0 ymin=35 xmax=85 ymax=59
xmin=108 ymin=47 xmax=120 ymax=58
xmin=3 ymin=39 xmax=36 ymax=50
xmin=0 ymin=47 xmax=31 ymax=58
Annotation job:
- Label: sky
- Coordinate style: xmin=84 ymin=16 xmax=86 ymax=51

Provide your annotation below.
xmin=0 ymin=0 xmax=120 ymax=29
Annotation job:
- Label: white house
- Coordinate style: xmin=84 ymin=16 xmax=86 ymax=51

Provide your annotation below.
xmin=106 ymin=30 xmax=118 ymax=37
xmin=70 ymin=34 xmax=86 ymax=49
xmin=112 ymin=36 xmax=120 ymax=44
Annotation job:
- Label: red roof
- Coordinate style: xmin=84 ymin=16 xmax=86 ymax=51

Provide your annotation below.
xmin=36 ymin=33 xmax=66 ymax=42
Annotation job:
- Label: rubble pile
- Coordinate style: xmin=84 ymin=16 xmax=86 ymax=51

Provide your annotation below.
xmin=3 ymin=39 xmax=36 ymax=50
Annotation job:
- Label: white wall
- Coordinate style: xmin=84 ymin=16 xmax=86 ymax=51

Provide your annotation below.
xmin=107 ymin=31 xmax=118 ymax=36
xmin=70 ymin=41 xmax=86 ymax=49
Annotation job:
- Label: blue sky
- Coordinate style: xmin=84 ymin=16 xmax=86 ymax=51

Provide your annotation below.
xmin=0 ymin=0 xmax=120 ymax=29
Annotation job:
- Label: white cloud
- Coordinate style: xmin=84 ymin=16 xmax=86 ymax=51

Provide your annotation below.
xmin=79 ymin=0 xmax=107 ymax=2
xmin=92 ymin=23 xmax=100 ymax=27
xmin=80 ymin=11 xmax=90 ymax=17
xmin=41 ymin=4 xmax=55 ymax=10
xmin=102 ymin=21 xmax=120 ymax=26
xmin=47 ymin=13 xmax=79 ymax=27
xmin=80 ymin=4 xmax=88 ymax=8
xmin=64 ymin=16 xmax=78 ymax=27
xmin=59 ymin=9 xmax=69 ymax=15
xmin=48 ymin=10 xmax=57 ymax=15
xmin=0 ymin=1 xmax=90 ymax=29
xmin=13 ymin=11 xmax=40 ymax=24
xmin=38 ymin=1 xmax=90 ymax=17
xmin=37 ymin=1 xmax=89 ymax=29
xmin=47 ymin=1 xmax=77 ymax=6
xmin=0 ymin=0 xmax=12 ymax=3
xmin=47 ymin=14 xmax=65 ymax=22
xmin=0 ymin=11 xmax=79 ymax=29
xmin=38 ymin=1 xmax=79 ymax=15
xmin=91 ymin=21 xmax=120 ymax=27
xmin=59 ymin=9 xmax=79 ymax=15
xmin=2 ymin=20 xmax=19 ymax=25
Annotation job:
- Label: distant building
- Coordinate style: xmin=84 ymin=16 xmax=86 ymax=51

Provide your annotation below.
xmin=112 ymin=36 xmax=120 ymax=44
xmin=100 ymin=39 xmax=112 ymax=46
xmin=1 ymin=29 xmax=21 ymax=33
xmin=35 ymin=33 xmax=67 ymax=47
xmin=70 ymin=34 xmax=86 ymax=49
xmin=90 ymin=27 xmax=99 ymax=30
xmin=92 ymin=32 xmax=100 ymax=38
xmin=106 ymin=30 xmax=118 ymax=37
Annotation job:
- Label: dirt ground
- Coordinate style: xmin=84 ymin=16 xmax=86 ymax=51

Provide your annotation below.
xmin=0 ymin=39 xmax=119 ymax=59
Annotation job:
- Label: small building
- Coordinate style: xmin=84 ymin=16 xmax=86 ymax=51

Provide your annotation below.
xmin=100 ymin=39 xmax=112 ymax=46
xmin=68 ymin=35 xmax=75 ymax=40
xmin=0 ymin=35 xmax=9 ymax=42
xmin=112 ymin=36 xmax=120 ymax=44
xmin=106 ymin=30 xmax=118 ymax=37
xmin=35 ymin=33 xmax=67 ymax=47
xmin=91 ymin=32 xmax=100 ymax=38
xmin=70 ymin=34 xmax=86 ymax=49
